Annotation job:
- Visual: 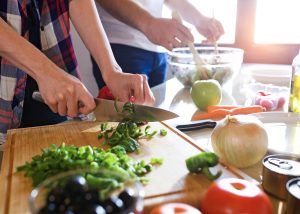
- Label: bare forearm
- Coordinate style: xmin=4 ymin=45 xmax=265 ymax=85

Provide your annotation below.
xmin=70 ymin=0 xmax=122 ymax=80
xmin=96 ymin=0 xmax=153 ymax=35
xmin=0 ymin=18 xmax=95 ymax=117
xmin=0 ymin=18 xmax=55 ymax=81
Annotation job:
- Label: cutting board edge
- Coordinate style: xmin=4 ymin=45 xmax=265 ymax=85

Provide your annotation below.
xmin=0 ymin=130 xmax=17 ymax=214
xmin=159 ymin=121 xmax=259 ymax=183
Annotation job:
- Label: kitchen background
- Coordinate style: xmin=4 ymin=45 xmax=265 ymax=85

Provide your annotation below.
xmin=72 ymin=0 xmax=300 ymax=96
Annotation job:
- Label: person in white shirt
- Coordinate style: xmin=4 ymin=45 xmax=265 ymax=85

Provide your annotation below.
xmin=92 ymin=0 xmax=224 ymax=88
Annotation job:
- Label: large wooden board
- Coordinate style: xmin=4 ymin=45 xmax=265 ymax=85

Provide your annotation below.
xmin=0 ymin=121 xmax=252 ymax=214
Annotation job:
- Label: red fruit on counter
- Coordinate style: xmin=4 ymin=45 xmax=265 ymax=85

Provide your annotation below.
xmin=150 ymin=203 xmax=202 ymax=214
xmin=200 ymin=178 xmax=273 ymax=214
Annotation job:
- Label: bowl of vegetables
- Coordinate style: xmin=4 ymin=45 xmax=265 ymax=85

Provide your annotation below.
xmin=29 ymin=168 xmax=144 ymax=214
xmin=168 ymin=46 xmax=244 ymax=87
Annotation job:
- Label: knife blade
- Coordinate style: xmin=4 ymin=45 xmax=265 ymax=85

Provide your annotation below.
xmin=32 ymin=91 xmax=179 ymax=122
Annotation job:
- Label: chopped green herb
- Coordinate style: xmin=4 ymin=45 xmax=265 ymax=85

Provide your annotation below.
xmin=150 ymin=158 xmax=164 ymax=165
xmin=97 ymin=133 xmax=103 ymax=139
xmin=114 ymin=99 xmax=120 ymax=113
xmin=100 ymin=123 xmax=108 ymax=131
xmin=97 ymin=101 xmax=166 ymax=152
xmin=160 ymin=129 xmax=167 ymax=136
xmin=16 ymin=143 xmax=154 ymax=188
xmin=144 ymin=125 xmax=157 ymax=139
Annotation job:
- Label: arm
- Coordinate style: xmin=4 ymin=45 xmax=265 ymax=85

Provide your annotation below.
xmin=165 ymin=0 xmax=224 ymax=42
xmin=0 ymin=18 xmax=95 ymax=117
xmin=69 ymin=0 xmax=154 ymax=105
xmin=96 ymin=0 xmax=193 ymax=50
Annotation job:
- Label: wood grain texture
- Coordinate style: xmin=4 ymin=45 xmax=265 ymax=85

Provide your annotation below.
xmin=0 ymin=121 xmax=250 ymax=214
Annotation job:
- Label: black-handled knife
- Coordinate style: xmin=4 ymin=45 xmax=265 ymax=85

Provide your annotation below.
xmin=176 ymin=120 xmax=217 ymax=132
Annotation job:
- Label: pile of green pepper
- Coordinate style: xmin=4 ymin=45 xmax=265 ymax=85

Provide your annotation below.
xmin=17 ymin=143 xmax=162 ymax=188
xmin=98 ymin=102 xmax=167 ymax=153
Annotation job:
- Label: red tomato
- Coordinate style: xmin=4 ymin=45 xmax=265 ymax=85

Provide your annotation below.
xmin=200 ymin=178 xmax=273 ymax=214
xmin=150 ymin=203 xmax=202 ymax=214
xmin=97 ymin=86 xmax=115 ymax=100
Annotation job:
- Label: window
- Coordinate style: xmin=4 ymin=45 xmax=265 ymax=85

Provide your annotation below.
xmin=235 ymin=0 xmax=299 ymax=64
xmin=164 ymin=0 xmax=300 ymax=64
xmin=255 ymin=0 xmax=300 ymax=44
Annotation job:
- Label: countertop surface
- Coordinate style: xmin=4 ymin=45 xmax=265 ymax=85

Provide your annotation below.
xmin=150 ymin=63 xmax=298 ymax=214
xmin=0 ymin=63 xmax=296 ymax=214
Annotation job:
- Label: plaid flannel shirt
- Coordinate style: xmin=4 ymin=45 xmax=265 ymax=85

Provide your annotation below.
xmin=0 ymin=0 xmax=81 ymax=146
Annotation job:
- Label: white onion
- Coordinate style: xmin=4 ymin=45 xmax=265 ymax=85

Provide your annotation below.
xmin=211 ymin=115 xmax=268 ymax=168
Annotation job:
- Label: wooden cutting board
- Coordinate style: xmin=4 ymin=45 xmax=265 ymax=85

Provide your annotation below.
xmin=0 ymin=121 xmax=253 ymax=214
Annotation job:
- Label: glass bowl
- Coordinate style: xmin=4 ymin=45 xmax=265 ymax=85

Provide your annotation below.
xmin=168 ymin=46 xmax=244 ymax=87
xmin=29 ymin=168 xmax=144 ymax=214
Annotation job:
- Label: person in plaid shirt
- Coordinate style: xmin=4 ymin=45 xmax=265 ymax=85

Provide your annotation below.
xmin=0 ymin=0 xmax=155 ymax=146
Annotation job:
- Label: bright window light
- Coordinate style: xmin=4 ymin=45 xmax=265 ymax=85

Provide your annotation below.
xmin=163 ymin=0 xmax=237 ymax=44
xmin=255 ymin=0 xmax=300 ymax=44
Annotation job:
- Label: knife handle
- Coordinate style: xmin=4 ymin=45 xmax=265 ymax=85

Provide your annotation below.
xmin=176 ymin=120 xmax=217 ymax=132
xmin=32 ymin=91 xmax=44 ymax=103
xmin=32 ymin=91 xmax=85 ymax=108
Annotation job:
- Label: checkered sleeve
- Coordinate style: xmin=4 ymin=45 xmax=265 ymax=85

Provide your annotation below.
xmin=0 ymin=0 xmax=81 ymax=145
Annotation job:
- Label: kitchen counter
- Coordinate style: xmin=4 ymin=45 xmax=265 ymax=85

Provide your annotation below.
xmin=0 ymin=63 xmax=294 ymax=213
xmin=151 ymin=63 xmax=296 ymax=214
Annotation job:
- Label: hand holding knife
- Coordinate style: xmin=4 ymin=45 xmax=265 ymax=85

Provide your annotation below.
xmin=32 ymin=91 xmax=178 ymax=122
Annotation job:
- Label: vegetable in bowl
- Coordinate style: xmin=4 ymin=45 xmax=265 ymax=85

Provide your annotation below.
xmin=168 ymin=46 xmax=244 ymax=87
xmin=29 ymin=168 xmax=144 ymax=214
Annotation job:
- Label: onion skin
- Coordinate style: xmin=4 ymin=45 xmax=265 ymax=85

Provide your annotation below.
xmin=211 ymin=115 xmax=268 ymax=168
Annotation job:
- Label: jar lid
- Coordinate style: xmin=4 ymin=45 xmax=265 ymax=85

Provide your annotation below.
xmin=287 ymin=178 xmax=300 ymax=199
xmin=263 ymin=155 xmax=300 ymax=176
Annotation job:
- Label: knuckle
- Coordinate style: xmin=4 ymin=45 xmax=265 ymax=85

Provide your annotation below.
xmin=68 ymin=111 xmax=77 ymax=118
xmin=134 ymin=74 xmax=143 ymax=82
xmin=66 ymin=85 xmax=75 ymax=94
xmin=47 ymin=99 xmax=57 ymax=106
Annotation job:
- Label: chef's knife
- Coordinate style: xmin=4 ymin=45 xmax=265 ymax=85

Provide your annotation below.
xmin=32 ymin=91 xmax=179 ymax=122
xmin=176 ymin=120 xmax=217 ymax=132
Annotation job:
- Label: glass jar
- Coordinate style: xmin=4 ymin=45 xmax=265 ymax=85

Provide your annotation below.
xmin=289 ymin=50 xmax=300 ymax=113
xmin=29 ymin=168 xmax=144 ymax=214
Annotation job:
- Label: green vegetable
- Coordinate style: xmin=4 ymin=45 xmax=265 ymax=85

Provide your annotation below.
xmin=16 ymin=143 xmax=154 ymax=187
xmin=150 ymin=158 xmax=164 ymax=165
xmin=98 ymin=102 xmax=167 ymax=152
xmin=144 ymin=125 xmax=157 ymax=139
xmin=122 ymin=102 xmax=135 ymax=119
xmin=160 ymin=129 xmax=167 ymax=136
xmin=97 ymin=133 xmax=103 ymax=139
xmin=102 ymin=121 xmax=142 ymax=153
xmin=185 ymin=152 xmax=222 ymax=180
